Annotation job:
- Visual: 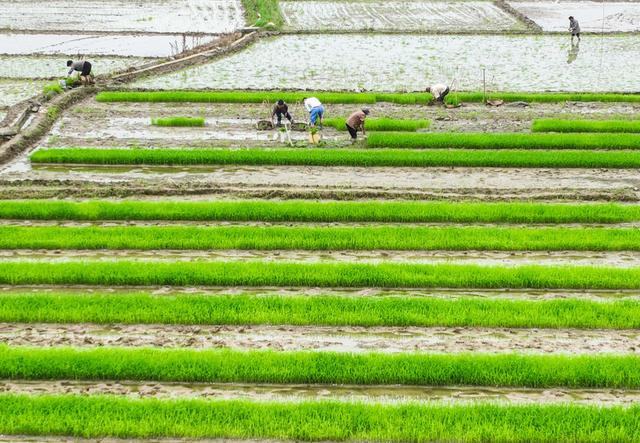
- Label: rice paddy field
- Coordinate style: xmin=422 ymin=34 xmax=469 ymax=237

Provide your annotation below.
xmin=2 ymin=0 xmax=640 ymax=442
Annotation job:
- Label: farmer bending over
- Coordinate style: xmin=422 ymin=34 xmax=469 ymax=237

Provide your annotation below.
xmin=66 ymin=59 xmax=92 ymax=86
xmin=345 ymin=107 xmax=370 ymax=143
xmin=303 ymin=96 xmax=324 ymax=127
xmin=271 ymin=99 xmax=293 ymax=126
xmin=569 ymin=16 xmax=581 ymax=42
xmin=426 ymin=83 xmax=450 ymax=104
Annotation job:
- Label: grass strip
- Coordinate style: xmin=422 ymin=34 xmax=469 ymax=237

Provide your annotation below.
xmin=1 ymin=200 xmax=639 ymax=224
xmin=95 ymin=91 xmax=640 ymax=104
xmin=5 ymin=225 xmax=640 ymax=251
xmin=3 ymin=395 xmax=639 ymax=442
xmin=323 ymin=118 xmax=430 ymax=132
xmin=532 ymin=119 xmax=640 ymax=134
xmin=451 ymin=92 xmax=640 ymax=104
xmin=2 ymin=345 xmax=640 ymax=388
xmin=150 ymin=116 xmax=204 ymax=127
xmin=30 ymin=147 xmax=640 ymax=169
xmin=1 ymin=260 xmax=640 ymax=289
xmin=366 ymin=132 xmax=640 ymax=149
xmin=96 ymin=91 xmax=377 ymax=104
xmin=2 ymin=292 xmax=639 ymax=329
xmin=241 ymin=0 xmax=283 ymax=28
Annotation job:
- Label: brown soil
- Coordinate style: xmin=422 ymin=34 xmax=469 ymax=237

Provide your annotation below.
xmin=1 ymin=323 xmax=638 ymax=354
xmin=2 ymin=380 xmax=640 ymax=405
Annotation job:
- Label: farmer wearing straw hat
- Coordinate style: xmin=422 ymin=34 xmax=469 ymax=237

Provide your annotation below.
xmin=345 ymin=108 xmax=370 ymax=143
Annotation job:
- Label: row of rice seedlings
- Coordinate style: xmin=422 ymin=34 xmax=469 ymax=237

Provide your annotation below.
xmin=366 ymin=132 xmax=640 ymax=149
xmin=532 ymin=119 xmax=640 ymax=134
xmin=2 ymin=260 xmax=640 ymax=289
xmin=3 ymin=395 xmax=638 ymax=442
xmin=95 ymin=91 xmax=640 ymax=104
xmin=2 ymin=345 xmax=640 ymax=388
xmin=323 ymin=118 xmax=430 ymax=132
xmin=150 ymin=116 xmax=204 ymax=127
xmin=0 ymin=200 xmax=638 ymax=223
xmin=30 ymin=147 xmax=640 ymax=168
xmin=2 ymin=292 xmax=638 ymax=329
xmin=5 ymin=225 xmax=640 ymax=251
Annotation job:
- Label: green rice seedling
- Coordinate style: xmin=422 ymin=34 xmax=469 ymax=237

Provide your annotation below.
xmin=2 ymin=345 xmax=640 ymax=388
xmin=242 ymin=0 xmax=283 ymax=28
xmin=95 ymin=91 xmax=640 ymax=104
xmin=366 ymin=132 xmax=640 ymax=149
xmin=2 ymin=395 xmax=638 ymax=442
xmin=1 ymin=292 xmax=639 ymax=329
xmin=1 ymin=260 xmax=640 ymax=289
xmin=1 ymin=200 xmax=639 ymax=224
xmin=96 ymin=91 xmax=376 ymax=104
xmin=30 ymin=147 xmax=640 ymax=169
xmin=452 ymin=92 xmax=640 ymax=103
xmin=3 ymin=225 xmax=640 ymax=251
xmin=532 ymin=119 xmax=640 ymax=133
xmin=323 ymin=118 xmax=430 ymax=132
xmin=150 ymin=116 xmax=204 ymax=127
xmin=43 ymin=83 xmax=63 ymax=95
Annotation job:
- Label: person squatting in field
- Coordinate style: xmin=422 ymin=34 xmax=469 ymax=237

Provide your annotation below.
xmin=66 ymin=59 xmax=93 ymax=86
xmin=271 ymin=100 xmax=294 ymax=126
xmin=303 ymin=96 xmax=324 ymax=127
xmin=345 ymin=107 xmax=370 ymax=142
xmin=569 ymin=16 xmax=581 ymax=42
xmin=426 ymin=83 xmax=450 ymax=104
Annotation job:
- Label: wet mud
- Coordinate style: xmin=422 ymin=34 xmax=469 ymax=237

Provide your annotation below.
xmin=1 ymin=323 xmax=639 ymax=354
xmin=2 ymin=379 xmax=640 ymax=405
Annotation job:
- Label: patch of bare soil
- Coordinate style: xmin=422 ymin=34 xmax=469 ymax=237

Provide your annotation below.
xmin=1 ymin=323 xmax=638 ymax=355
xmin=2 ymin=379 xmax=640 ymax=405
xmin=3 ymin=249 xmax=640 ymax=268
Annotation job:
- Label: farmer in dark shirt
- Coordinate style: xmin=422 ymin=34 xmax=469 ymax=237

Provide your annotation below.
xmin=569 ymin=16 xmax=581 ymax=42
xmin=66 ymin=59 xmax=93 ymax=86
xmin=271 ymin=99 xmax=293 ymax=126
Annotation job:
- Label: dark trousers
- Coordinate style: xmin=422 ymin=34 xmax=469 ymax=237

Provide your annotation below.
xmin=275 ymin=109 xmax=292 ymax=123
xmin=346 ymin=124 xmax=358 ymax=139
xmin=437 ymin=87 xmax=450 ymax=103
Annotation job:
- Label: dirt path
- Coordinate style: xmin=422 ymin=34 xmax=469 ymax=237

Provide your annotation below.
xmin=4 ymin=248 xmax=640 ymax=268
xmin=2 ymin=379 xmax=640 ymax=405
xmin=2 ymin=323 xmax=638 ymax=354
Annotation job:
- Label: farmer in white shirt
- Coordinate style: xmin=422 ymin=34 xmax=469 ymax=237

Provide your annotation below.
xmin=426 ymin=83 xmax=450 ymax=104
xmin=303 ymin=97 xmax=324 ymax=127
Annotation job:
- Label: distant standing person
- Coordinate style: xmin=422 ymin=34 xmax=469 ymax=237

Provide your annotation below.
xmin=569 ymin=16 xmax=581 ymax=42
xmin=345 ymin=107 xmax=370 ymax=142
xmin=66 ymin=59 xmax=92 ymax=86
xmin=271 ymin=99 xmax=293 ymax=126
xmin=426 ymin=83 xmax=450 ymax=104
xmin=303 ymin=97 xmax=324 ymax=127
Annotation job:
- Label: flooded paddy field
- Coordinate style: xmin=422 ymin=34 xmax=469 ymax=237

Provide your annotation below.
xmin=0 ymin=79 xmax=49 ymax=108
xmin=133 ymin=34 xmax=640 ymax=92
xmin=0 ymin=0 xmax=244 ymax=34
xmin=0 ymin=33 xmax=220 ymax=58
xmin=0 ymin=56 xmax=154 ymax=80
xmin=280 ymin=0 xmax=526 ymax=32
xmin=509 ymin=1 xmax=640 ymax=33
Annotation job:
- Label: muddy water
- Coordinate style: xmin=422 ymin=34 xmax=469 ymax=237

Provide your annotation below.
xmin=510 ymin=1 xmax=640 ymax=33
xmin=4 ymin=249 xmax=640 ymax=268
xmin=132 ymin=34 xmax=640 ymax=92
xmin=0 ymin=79 xmax=48 ymax=108
xmin=2 ymin=380 xmax=640 ymax=405
xmin=46 ymin=116 xmax=344 ymax=144
xmin=1 ymin=284 xmax=638 ymax=301
xmin=280 ymin=1 xmax=524 ymax=31
xmin=1 ymin=323 xmax=639 ymax=354
xmin=0 ymin=33 xmax=219 ymax=58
